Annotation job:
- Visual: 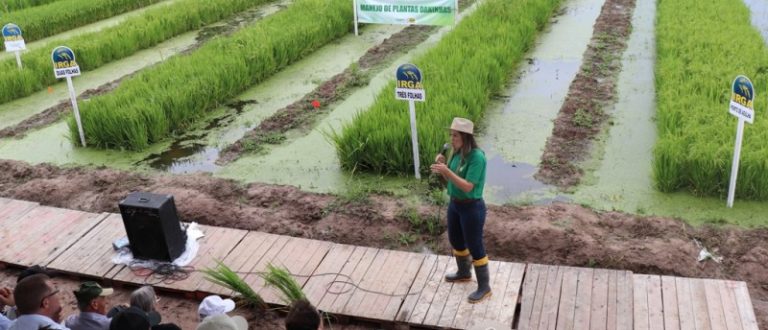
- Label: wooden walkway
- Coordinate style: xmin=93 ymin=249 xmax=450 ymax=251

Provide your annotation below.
xmin=0 ymin=197 xmax=760 ymax=329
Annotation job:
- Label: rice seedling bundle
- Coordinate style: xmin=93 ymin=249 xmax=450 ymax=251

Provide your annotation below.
xmin=2 ymin=0 xmax=164 ymax=43
xmin=0 ymin=0 xmax=276 ymax=104
xmin=2 ymin=0 xmax=64 ymax=12
xmin=331 ymin=0 xmax=562 ymax=174
xmin=654 ymin=0 xmax=768 ymax=199
xmin=70 ymin=0 xmax=352 ymax=149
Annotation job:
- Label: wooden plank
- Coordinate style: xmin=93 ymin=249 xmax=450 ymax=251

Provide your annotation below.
xmin=467 ymin=261 xmax=509 ymax=326
xmin=454 ymin=261 xmax=502 ymax=329
xmin=733 ymin=282 xmax=759 ymax=330
xmin=661 ymin=276 xmax=680 ymax=330
xmin=573 ymin=268 xmax=594 ymax=330
xmin=409 ymin=255 xmax=451 ymax=325
xmin=258 ymin=238 xmax=333 ymax=304
xmin=690 ymin=279 xmax=712 ymax=330
xmin=538 ymin=266 xmax=564 ymax=330
xmin=0 ymin=199 xmax=37 ymax=223
xmin=703 ymin=279 xmax=727 ymax=330
xmin=437 ymin=260 xmax=474 ymax=328
xmin=303 ymin=243 xmax=354 ymax=307
xmin=632 ymin=274 xmax=649 ymax=330
xmin=239 ymin=234 xmax=291 ymax=293
xmin=498 ymin=262 xmax=526 ymax=326
xmin=198 ymin=231 xmax=281 ymax=295
xmin=590 ymin=269 xmax=610 ymax=330
xmin=675 ymin=277 xmax=695 ymax=330
xmin=325 ymin=247 xmax=379 ymax=315
xmin=422 ymin=256 xmax=458 ymax=326
xmin=377 ymin=252 xmax=425 ymax=321
xmin=606 ymin=270 xmax=619 ymax=330
xmin=615 ymin=271 xmax=633 ymax=330
xmin=47 ymin=213 xmax=123 ymax=278
xmin=646 ymin=275 xmax=664 ymax=328
xmin=342 ymin=249 xmax=396 ymax=317
xmin=529 ymin=265 xmax=556 ymax=328
xmin=556 ymin=267 xmax=580 ymax=330
xmin=716 ymin=280 xmax=743 ymax=330
xmin=397 ymin=254 xmax=439 ymax=322
xmin=518 ymin=263 xmax=544 ymax=330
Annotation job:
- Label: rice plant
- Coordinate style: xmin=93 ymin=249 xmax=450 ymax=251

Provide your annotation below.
xmin=70 ymin=0 xmax=352 ymax=150
xmin=1 ymin=0 xmax=63 ymax=12
xmin=260 ymin=263 xmax=305 ymax=305
xmin=0 ymin=0 xmax=277 ymax=105
xmin=332 ymin=0 xmax=563 ymax=174
xmin=202 ymin=261 xmax=266 ymax=309
xmin=1 ymin=0 xmax=163 ymax=43
xmin=654 ymin=0 xmax=768 ymax=199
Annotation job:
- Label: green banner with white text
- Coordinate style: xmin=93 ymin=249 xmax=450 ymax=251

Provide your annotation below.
xmin=357 ymin=0 xmax=455 ymax=26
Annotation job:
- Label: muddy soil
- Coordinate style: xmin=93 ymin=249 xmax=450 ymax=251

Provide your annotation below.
xmin=536 ymin=0 xmax=636 ymax=187
xmin=0 ymin=266 xmax=371 ymax=329
xmin=0 ymin=160 xmax=766 ymax=326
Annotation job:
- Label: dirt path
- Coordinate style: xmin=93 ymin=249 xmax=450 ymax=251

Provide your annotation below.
xmin=0 ymin=160 xmax=766 ymax=326
xmin=536 ymin=0 xmax=636 ymax=187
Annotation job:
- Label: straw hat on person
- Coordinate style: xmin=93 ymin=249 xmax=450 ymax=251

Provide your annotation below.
xmin=196 ymin=314 xmax=248 ymax=330
xmin=449 ymin=117 xmax=474 ymax=135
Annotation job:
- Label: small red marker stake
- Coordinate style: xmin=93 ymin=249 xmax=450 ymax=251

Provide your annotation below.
xmin=311 ymin=100 xmax=320 ymax=109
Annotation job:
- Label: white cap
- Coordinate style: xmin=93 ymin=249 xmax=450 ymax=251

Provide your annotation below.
xmin=198 ymin=295 xmax=236 ymax=319
xmin=196 ymin=314 xmax=248 ymax=330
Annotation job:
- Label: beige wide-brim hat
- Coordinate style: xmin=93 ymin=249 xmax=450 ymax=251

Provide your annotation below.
xmin=196 ymin=314 xmax=248 ymax=330
xmin=449 ymin=117 xmax=474 ymax=135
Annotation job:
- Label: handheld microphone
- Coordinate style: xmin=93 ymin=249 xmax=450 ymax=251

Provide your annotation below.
xmin=440 ymin=143 xmax=450 ymax=156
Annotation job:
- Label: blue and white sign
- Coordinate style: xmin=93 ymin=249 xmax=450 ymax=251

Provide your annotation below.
xmin=395 ymin=63 xmax=425 ymax=102
xmin=729 ymin=75 xmax=755 ymax=123
xmin=51 ymin=46 xmax=80 ymax=78
xmin=2 ymin=23 xmax=25 ymax=52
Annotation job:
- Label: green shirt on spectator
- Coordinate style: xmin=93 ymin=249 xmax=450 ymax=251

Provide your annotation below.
xmin=447 ymin=148 xmax=486 ymax=200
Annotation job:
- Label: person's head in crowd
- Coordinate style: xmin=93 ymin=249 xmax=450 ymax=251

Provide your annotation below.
xmin=285 ymin=299 xmax=322 ymax=330
xmin=130 ymin=286 xmax=161 ymax=326
xmin=109 ymin=306 xmax=151 ymax=330
xmin=17 ymin=265 xmax=49 ymax=283
xmin=74 ymin=281 xmax=114 ymax=315
xmin=196 ymin=314 xmax=248 ymax=330
xmin=13 ymin=274 xmax=63 ymax=322
xmin=198 ymin=295 xmax=236 ymax=321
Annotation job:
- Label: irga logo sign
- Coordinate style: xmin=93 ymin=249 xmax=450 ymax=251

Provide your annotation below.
xmin=1 ymin=23 xmax=22 ymax=42
xmin=395 ymin=63 xmax=425 ymax=102
xmin=51 ymin=46 xmax=81 ymax=78
xmin=729 ymin=75 xmax=755 ymax=123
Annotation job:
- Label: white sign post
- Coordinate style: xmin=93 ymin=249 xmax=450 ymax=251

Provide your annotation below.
xmin=51 ymin=46 xmax=86 ymax=147
xmin=2 ymin=23 xmax=26 ymax=69
xmin=396 ymin=63 xmax=425 ymax=179
xmin=726 ymin=75 xmax=755 ymax=208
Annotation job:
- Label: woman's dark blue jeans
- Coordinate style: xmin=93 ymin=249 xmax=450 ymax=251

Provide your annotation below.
xmin=446 ymin=199 xmax=487 ymax=261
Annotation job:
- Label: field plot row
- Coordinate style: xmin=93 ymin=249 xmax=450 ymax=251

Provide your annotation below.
xmin=332 ymin=0 xmax=563 ymax=174
xmin=0 ymin=0 xmax=279 ymax=104
xmin=1 ymin=0 xmax=63 ymax=12
xmin=1 ymin=0 xmax=163 ymax=43
xmin=654 ymin=0 xmax=768 ymax=200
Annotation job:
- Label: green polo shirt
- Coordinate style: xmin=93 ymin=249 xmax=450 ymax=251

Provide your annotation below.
xmin=447 ymin=148 xmax=486 ymax=199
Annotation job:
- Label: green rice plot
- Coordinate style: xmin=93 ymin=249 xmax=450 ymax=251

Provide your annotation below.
xmin=1 ymin=0 xmax=164 ymax=42
xmin=331 ymin=0 xmax=563 ymax=174
xmin=70 ymin=0 xmax=352 ymax=150
xmin=654 ymin=0 xmax=768 ymax=199
xmin=1 ymin=0 xmax=64 ymax=12
xmin=0 ymin=0 xmax=277 ymax=105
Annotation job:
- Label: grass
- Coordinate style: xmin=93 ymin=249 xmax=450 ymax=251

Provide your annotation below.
xmin=70 ymin=0 xmax=352 ymax=150
xmin=202 ymin=261 xmax=266 ymax=308
xmin=1 ymin=0 xmax=163 ymax=43
xmin=1 ymin=0 xmax=63 ymax=12
xmin=654 ymin=0 xmax=768 ymax=199
xmin=260 ymin=263 xmax=306 ymax=305
xmin=331 ymin=0 xmax=563 ymax=174
xmin=0 ymin=0 xmax=277 ymax=104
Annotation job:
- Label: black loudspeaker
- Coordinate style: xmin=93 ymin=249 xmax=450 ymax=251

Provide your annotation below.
xmin=118 ymin=192 xmax=186 ymax=262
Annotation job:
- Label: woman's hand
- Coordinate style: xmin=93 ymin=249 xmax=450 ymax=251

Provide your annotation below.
xmin=430 ymin=163 xmax=450 ymax=176
xmin=435 ymin=154 xmax=446 ymax=164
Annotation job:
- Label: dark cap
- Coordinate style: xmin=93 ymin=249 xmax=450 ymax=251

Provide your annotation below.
xmin=110 ymin=306 xmax=151 ymax=330
xmin=74 ymin=282 xmax=114 ymax=304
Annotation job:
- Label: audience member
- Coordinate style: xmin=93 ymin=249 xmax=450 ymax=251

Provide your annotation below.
xmin=65 ymin=282 xmax=114 ymax=330
xmin=196 ymin=314 xmax=247 ymax=330
xmin=9 ymin=274 xmax=68 ymax=330
xmin=285 ymin=300 xmax=321 ymax=330
xmin=197 ymin=296 xmax=235 ymax=321
xmin=109 ymin=307 xmax=150 ymax=330
xmin=1 ymin=287 xmax=14 ymax=330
